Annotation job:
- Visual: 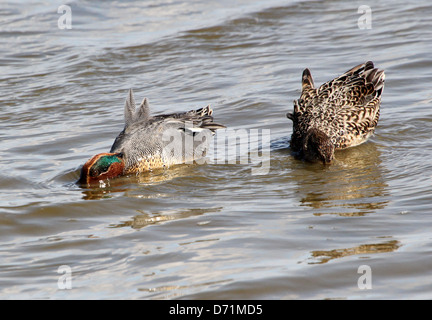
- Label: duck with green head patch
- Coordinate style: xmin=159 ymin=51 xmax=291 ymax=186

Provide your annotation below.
xmin=78 ymin=89 xmax=225 ymax=185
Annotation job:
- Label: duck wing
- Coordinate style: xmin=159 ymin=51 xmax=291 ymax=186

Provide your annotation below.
xmin=110 ymin=91 xmax=225 ymax=170
xmin=289 ymin=61 xmax=385 ymax=150
xmin=317 ymin=61 xmax=385 ymax=148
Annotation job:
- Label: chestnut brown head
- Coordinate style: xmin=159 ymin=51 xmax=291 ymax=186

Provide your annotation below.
xmin=302 ymin=128 xmax=335 ymax=164
xmin=78 ymin=152 xmax=125 ymax=185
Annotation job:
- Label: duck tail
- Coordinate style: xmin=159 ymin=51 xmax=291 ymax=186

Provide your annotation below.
xmin=345 ymin=61 xmax=385 ymax=96
xmin=195 ymin=105 xmax=226 ymax=132
xmin=196 ymin=105 xmax=213 ymax=117
xmin=302 ymin=68 xmax=315 ymax=89
xmin=200 ymin=121 xmax=227 ymax=131
xmin=364 ymin=66 xmax=385 ymax=95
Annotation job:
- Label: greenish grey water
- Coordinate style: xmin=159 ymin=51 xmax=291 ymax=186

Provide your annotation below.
xmin=1 ymin=0 xmax=432 ymax=299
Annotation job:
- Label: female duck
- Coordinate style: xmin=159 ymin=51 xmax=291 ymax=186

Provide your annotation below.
xmin=287 ymin=61 xmax=385 ymax=164
xmin=79 ymin=89 xmax=225 ymax=184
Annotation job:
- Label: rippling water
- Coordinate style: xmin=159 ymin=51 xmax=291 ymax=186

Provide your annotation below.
xmin=1 ymin=0 xmax=432 ymax=299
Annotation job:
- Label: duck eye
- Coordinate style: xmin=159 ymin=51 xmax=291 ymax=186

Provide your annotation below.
xmin=89 ymin=164 xmax=110 ymax=177
xmin=99 ymin=164 xmax=110 ymax=173
xmin=90 ymin=158 xmax=115 ymax=177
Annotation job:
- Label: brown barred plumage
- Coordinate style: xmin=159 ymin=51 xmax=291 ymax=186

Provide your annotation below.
xmin=287 ymin=61 xmax=385 ymax=164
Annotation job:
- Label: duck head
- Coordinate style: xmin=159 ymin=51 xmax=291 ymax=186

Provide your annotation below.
xmin=302 ymin=128 xmax=335 ymax=164
xmin=78 ymin=152 xmax=125 ymax=185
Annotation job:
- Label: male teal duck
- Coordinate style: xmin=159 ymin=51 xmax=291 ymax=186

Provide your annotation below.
xmin=79 ymin=89 xmax=225 ymax=184
xmin=287 ymin=61 xmax=385 ymax=164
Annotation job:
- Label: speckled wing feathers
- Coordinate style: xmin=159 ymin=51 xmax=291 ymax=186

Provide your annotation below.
xmin=288 ymin=61 xmax=385 ymax=151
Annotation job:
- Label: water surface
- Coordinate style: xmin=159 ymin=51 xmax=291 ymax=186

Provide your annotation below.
xmin=1 ymin=0 xmax=432 ymax=299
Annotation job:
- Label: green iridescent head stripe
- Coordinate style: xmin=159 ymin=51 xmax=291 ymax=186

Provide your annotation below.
xmin=96 ymin=154 xmax=121 ymax=166
xmin=90 ymin=154 xmax=123 ymax=177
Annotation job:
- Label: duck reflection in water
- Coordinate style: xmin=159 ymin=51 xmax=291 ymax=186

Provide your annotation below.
xmin=293 ymin=142 xmax=389 ymax=217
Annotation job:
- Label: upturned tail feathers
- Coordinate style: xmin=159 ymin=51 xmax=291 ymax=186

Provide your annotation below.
xmin=302 ymin=68 xmax=315 ymax=89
